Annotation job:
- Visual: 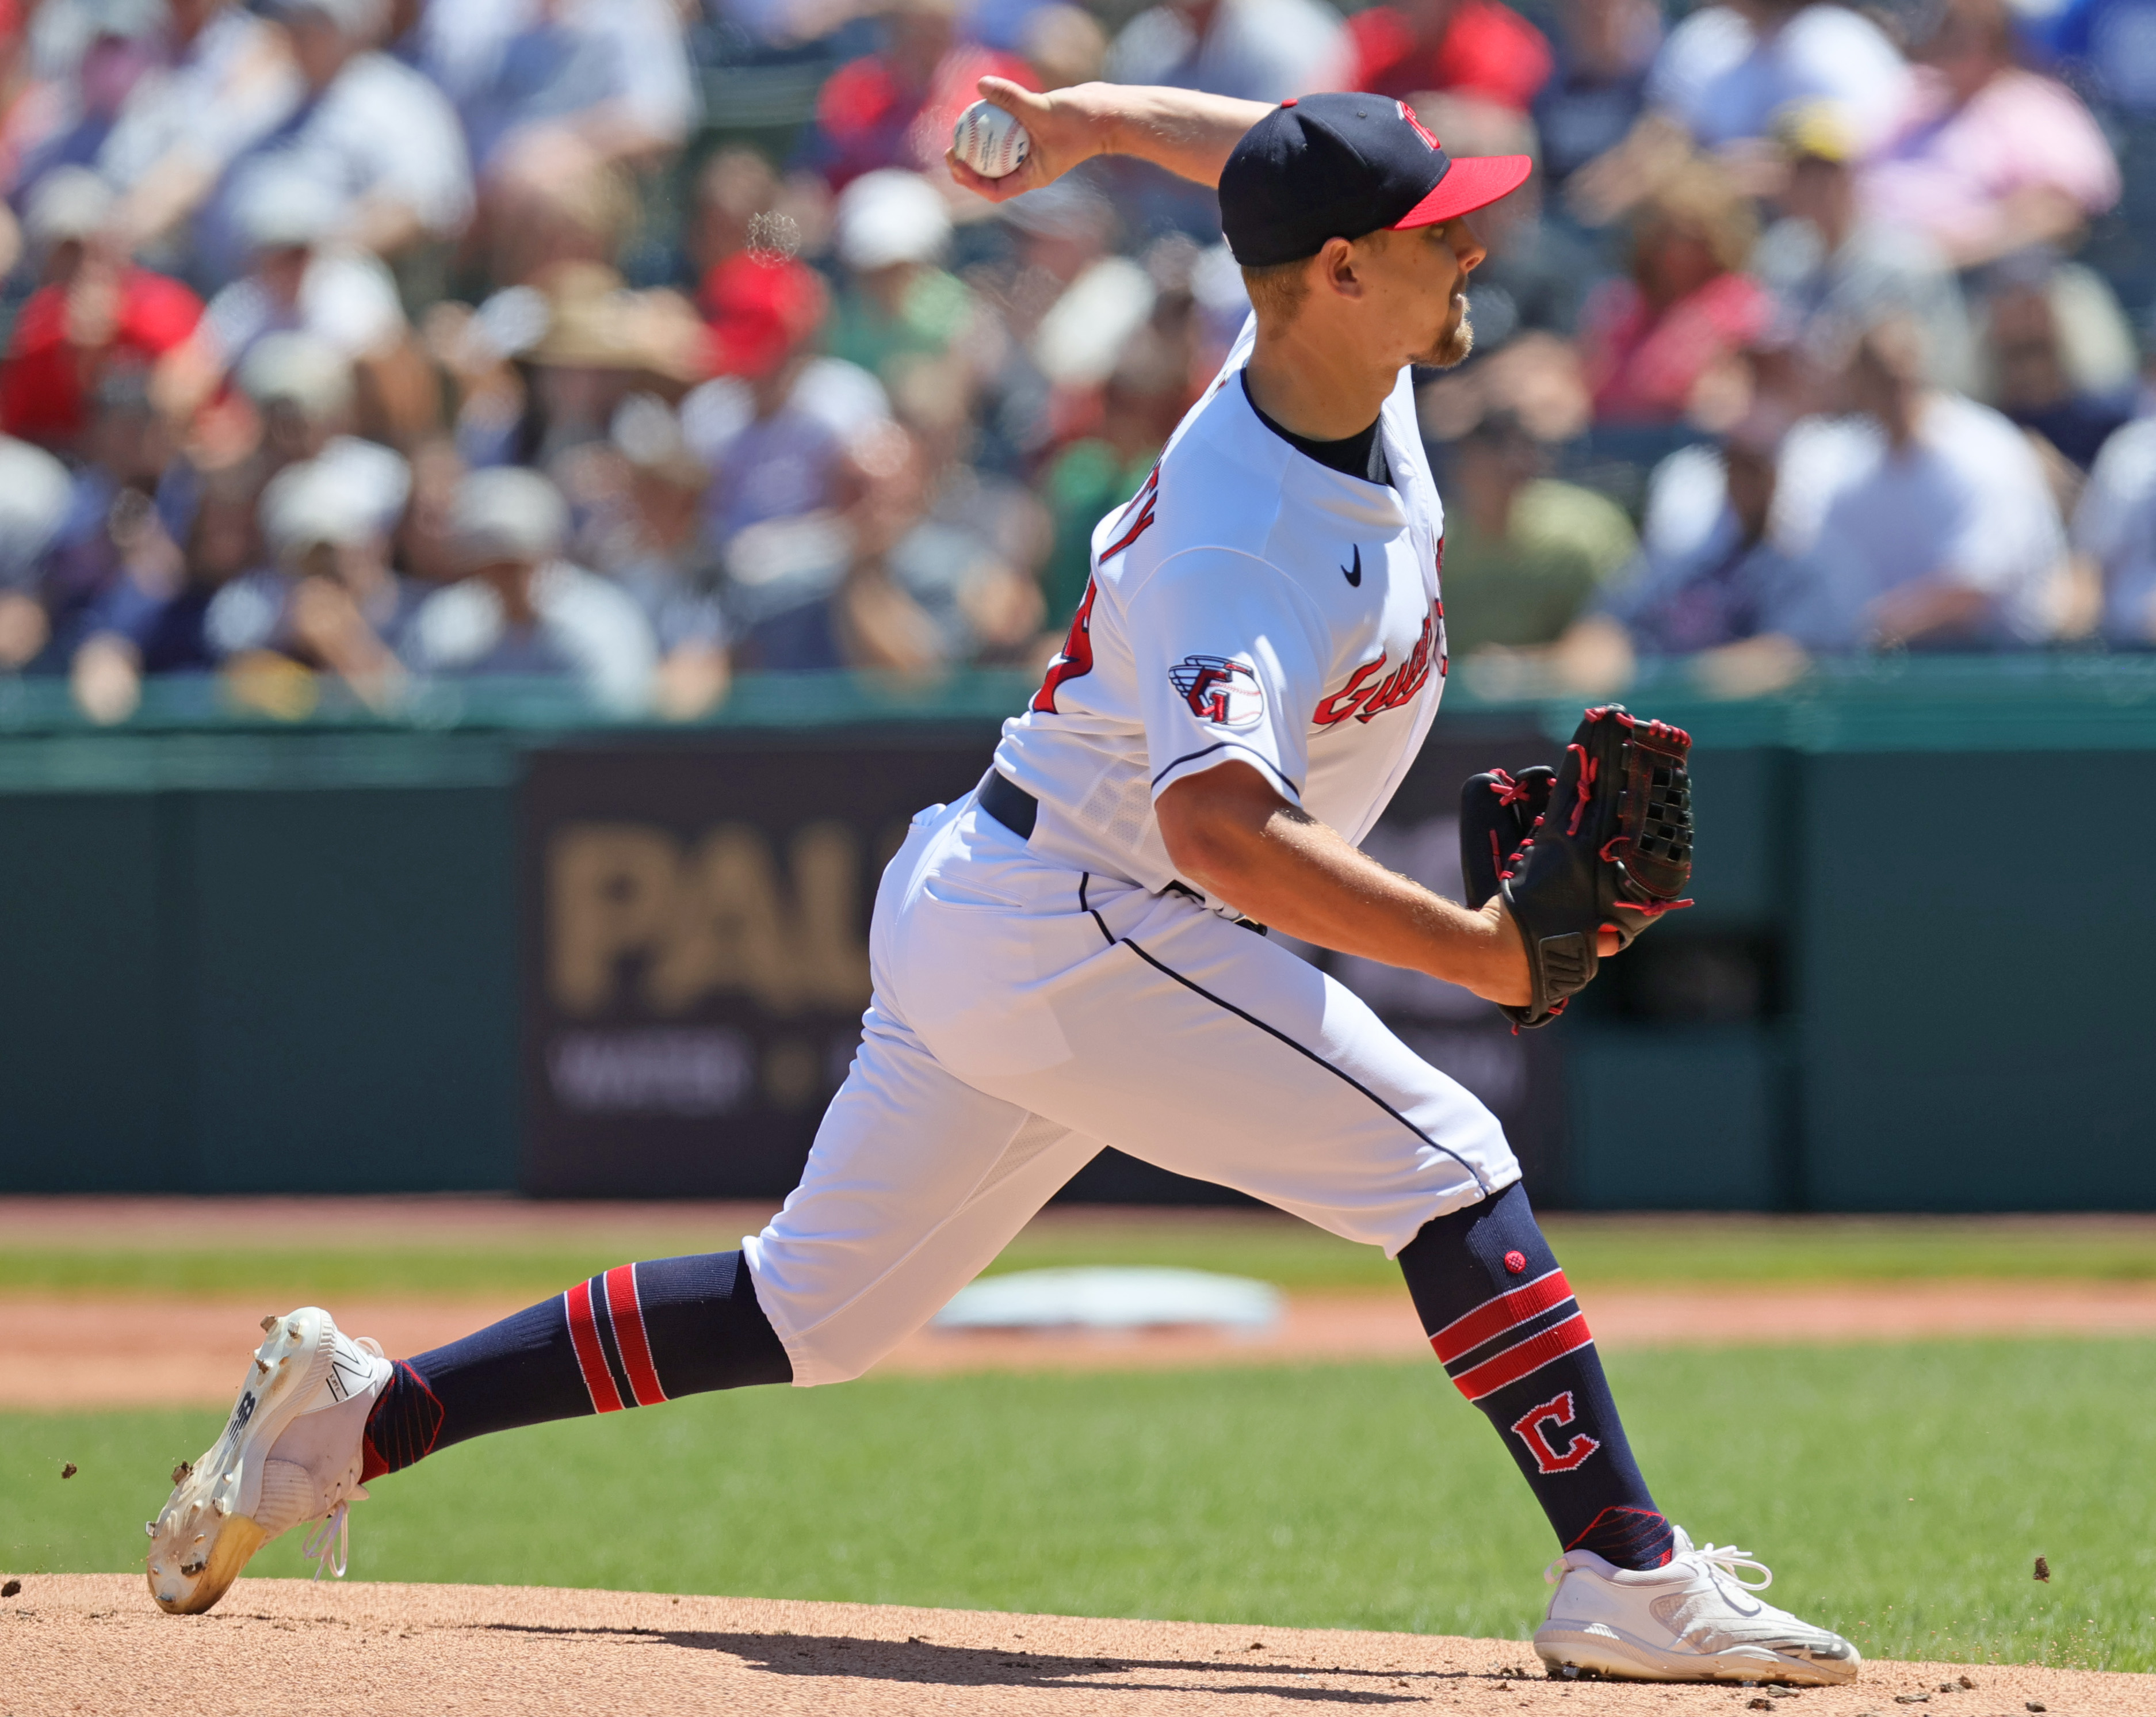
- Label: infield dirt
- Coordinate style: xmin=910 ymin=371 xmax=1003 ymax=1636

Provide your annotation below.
xmin=6 ymin=1575 xmax=2149 ymax=1717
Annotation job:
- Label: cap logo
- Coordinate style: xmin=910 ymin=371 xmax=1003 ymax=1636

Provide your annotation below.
xmin=1397 ymin=102 xmax=1442 ymax=152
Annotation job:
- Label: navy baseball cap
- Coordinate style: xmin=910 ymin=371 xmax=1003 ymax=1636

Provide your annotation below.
xmin=1219 ymin=93 xmax=1532 ymax=268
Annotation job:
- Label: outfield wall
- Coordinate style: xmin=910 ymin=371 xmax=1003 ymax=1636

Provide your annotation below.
xmin=2 ymin=659 xmax=2150 ymax=1211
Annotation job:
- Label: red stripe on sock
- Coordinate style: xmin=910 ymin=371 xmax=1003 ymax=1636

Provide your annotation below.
xmin=1451 ymin=1311 xmax=1595 ymax=1401
xmin=565 ymin=1279 xmax=626 ymax=1413
xmin=605 ymin=1264 xmax=668 ymax=1407
xmin=1429 ymin=1268 xmax=1573 ymax=1364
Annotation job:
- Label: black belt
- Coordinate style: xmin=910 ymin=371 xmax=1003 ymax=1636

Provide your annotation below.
xmin=976 ymin=769 xmax=1038 ymax=840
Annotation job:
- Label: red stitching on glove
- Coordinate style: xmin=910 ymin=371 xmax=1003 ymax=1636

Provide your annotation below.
xmin=1566 ymin=746 xmax=1596 ymax=836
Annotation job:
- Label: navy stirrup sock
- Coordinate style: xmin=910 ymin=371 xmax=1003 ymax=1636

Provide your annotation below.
xmin=1397 ymin=1182 xmax=1673 ymax=1571
xmin=361 ymin=1250 xmax=791 ymax=1479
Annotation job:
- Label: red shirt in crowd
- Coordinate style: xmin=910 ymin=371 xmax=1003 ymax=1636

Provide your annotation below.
xmin=1345 ymin=0 xmax=1554 ymax=113
xmin=1579 ymin=272 xmax=1771 ymax=424
xmin=1 ymin=266 xmax=202 ymax=447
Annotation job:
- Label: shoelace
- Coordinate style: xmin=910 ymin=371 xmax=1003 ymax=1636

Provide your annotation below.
xmin=301 ymin=1500 xmax=351 ymax=1582
xmin=1691 ymin=1543 xmax=1774 ymax=1592
xmin=1542 ymin=1542 xmax=1775 ymax=1590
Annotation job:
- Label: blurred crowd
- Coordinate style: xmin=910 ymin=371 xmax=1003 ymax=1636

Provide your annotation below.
xmin=1 ymin=0 xmax=2155 ymax=722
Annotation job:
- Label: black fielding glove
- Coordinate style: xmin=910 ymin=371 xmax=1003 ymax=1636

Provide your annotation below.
xmin=1459 ymin=764 xmax=1555 ymax=911
xmin=1458 ymin=706 xmax=1694 ymax=1028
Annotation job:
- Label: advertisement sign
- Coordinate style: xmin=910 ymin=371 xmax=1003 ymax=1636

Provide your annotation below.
xmin=521 ymin=718 xmax=1563 ymax=1199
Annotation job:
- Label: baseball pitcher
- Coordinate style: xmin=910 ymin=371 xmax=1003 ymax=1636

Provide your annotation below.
xmin=148 ymin=82 xmax=1855 ymax=1688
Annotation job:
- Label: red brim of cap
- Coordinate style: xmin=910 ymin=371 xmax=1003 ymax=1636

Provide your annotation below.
xmin=1393 ymin=154 xmax=1534 ymax=229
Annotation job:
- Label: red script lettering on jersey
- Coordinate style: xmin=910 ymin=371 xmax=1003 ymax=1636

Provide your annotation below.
xmin=1032 ymin=468 xmax=1161 ymax=715
xmin=1031 ymin=577 xmax=1098 ymax=714
xmin=1311 ymin=601 xmax=1444 ymax=726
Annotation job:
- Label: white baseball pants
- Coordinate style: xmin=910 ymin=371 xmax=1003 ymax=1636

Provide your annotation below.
xmin=742 ymin=791 xmax=1522 ymax=1387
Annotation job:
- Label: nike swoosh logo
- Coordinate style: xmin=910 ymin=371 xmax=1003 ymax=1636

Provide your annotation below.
xmin=1342 ymin=545 xmax=1362 ymax=587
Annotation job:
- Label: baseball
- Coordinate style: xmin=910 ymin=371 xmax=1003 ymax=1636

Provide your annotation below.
xmin=953 ymin=99 xmax=1031 ymax=180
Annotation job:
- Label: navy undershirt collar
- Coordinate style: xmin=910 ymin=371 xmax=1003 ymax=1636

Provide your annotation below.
xmin=1240 ymin=369 xmax=1393 ymax=488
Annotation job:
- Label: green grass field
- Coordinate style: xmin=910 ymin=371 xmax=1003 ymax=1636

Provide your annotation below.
xmin=7 ymin=1212 xmax=2156 ymax=1302
xmin=6 ymin=1341 xmax=2153 ymax=1672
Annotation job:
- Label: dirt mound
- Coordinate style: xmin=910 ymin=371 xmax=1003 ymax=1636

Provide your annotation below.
xmin=3 ymin=1575 xmax=2145 ymax=1716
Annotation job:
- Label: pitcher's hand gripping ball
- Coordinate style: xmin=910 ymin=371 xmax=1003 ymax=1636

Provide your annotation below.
xmin=953 ymin=99 xmax=1031 ymax=180
xmin=1460 ymin=705 xmax=1694 ymax=1028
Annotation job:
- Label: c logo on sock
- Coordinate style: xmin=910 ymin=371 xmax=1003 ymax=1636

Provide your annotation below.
xmin=1510 ymin=1389 xmax=1602 ymax=1474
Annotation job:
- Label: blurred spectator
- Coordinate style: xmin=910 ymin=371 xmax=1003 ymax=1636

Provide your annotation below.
xmin=1017 ymin=3 xmax=1108 ymax=90
xmin=197 ymin=0 xmax=473 ymax=282
xmin=98 ymin=0 xmax=303 ymax=265
xmin=229 ymin=331 xmax=410 ymax=531
xmin=416 ymin=0 xmax=698 ymax=178
xmin=404 ymin=465 xmax=656 ymax=712
xmin=687 ymin=254 xmax=890 ymax=550
xmin=0 ymin=433 xmax=72 ymax=671
xmin=1580 ymin=159 xmax=1769 ymax=423
xmin=1981 ymin=254 xmax=2135 ymax=473
xmin=7 ymin=0 xmax=163 ymax=200
xmin=243 ymin=452 xmax=418 ymax=707
xmin=159 ymin=163 xmax=430 ymax=445
xmin=881 ymin=356 xmax=1048 ymax=662
xmin=808 ymin=0 xmax=1036 ymax=188
xmin=1533 ymin=0 xmax=1660 ymax=189
xmin=1751 ymin=102 xmax=1975 ymax=394
xmin=40 ymin=365 xmax=177 ymax=657
xmin=689 ymin=146 xmax=783 ymax=283
xmin=393 ymin=436 xmax=467 ymax=587
xmin=1796 ymin=316 xmax=2069 ymax=648
xmin=1 ymin=167 xmax=201 ymax=452
xmin=2040 ymin=0 xmax=2156 ymax=118
xmin=1344 ymin=0 xmax=1553 ymax=113
xmin=521 ymin=262 xmax=710 ymax=460
xmin=2073 ymin=414 xmax=2156 ymax=645
xmin=747 ymin=376 xmax=1045 ymax=673
xmin=479 ymin=131 xmax=636 ymax=291
xmin=1435 ymin=409 xmax=1637 ymax=658
xmin=1420 ymin=96 xmax=1593 ymax=351
xmin=827 ymin=169 xmax=974 ymax=387
xmin=1580 ymin=401 xmax=1819 ymax=692
xmin=584 ymin=392 xmax=732 ymax=720
xmin=1106 ymin=0 xmax=1348 ymax=105
xmin=1861 ymin=0 xmax=2119 ymax=269
xmin=1645 ymin=0 xmax=1909 ymax=154
xmin=1040 ymin=330 xmax=1187 ymax=623
xmin=66 ymin=456 xmax=266 ymax=724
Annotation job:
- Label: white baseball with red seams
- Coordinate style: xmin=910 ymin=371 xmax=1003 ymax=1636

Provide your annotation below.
xmin=741 ymin=312 xmax=1515 ymax=1388
xmin=951 ymin=99 xmax=1031 ymax=179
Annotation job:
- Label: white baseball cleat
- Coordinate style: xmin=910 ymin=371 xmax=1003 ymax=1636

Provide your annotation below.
xmin=146 ymin=1306 xmax=391 ymax=1615
xmin=1533 ymin=1526 xmax=1861 ymax=1685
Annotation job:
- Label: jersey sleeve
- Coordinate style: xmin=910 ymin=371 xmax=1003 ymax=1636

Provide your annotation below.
xmin=1126 ymin=548 xmax=1329 ymax=806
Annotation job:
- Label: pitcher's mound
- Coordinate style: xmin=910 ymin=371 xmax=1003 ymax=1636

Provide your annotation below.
xmin=5 ymin=1574 xmax=2147 ymax=1715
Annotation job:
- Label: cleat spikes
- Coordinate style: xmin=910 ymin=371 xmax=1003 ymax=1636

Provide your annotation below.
xmin=261 ymin=1315 xmax=279 ymax=1333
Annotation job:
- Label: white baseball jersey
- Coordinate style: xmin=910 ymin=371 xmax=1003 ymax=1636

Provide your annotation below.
xmin=992 ymin=313 xmax=1448 ymax=907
